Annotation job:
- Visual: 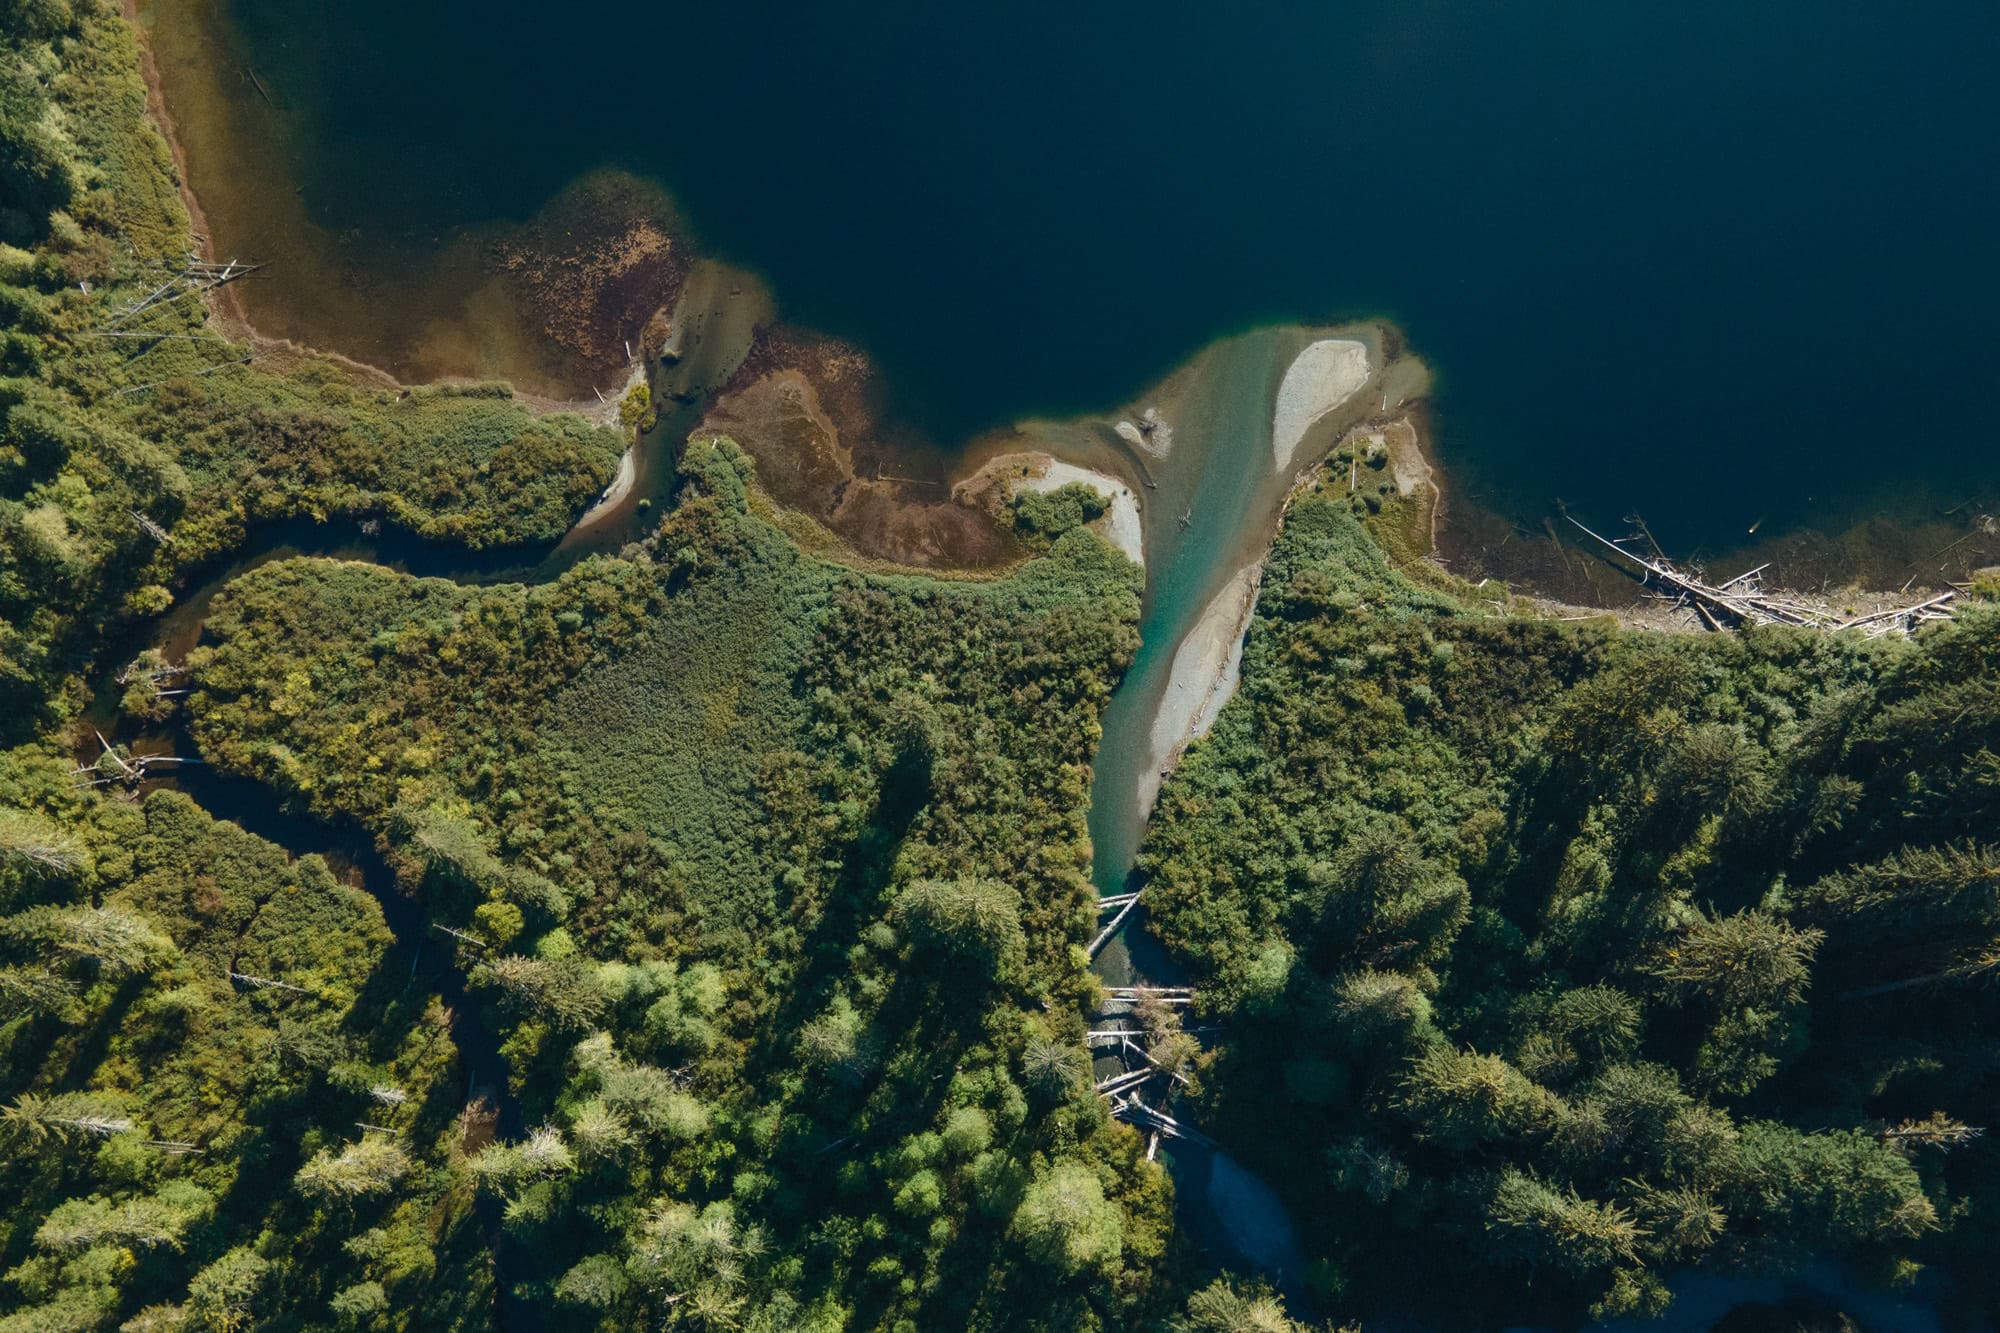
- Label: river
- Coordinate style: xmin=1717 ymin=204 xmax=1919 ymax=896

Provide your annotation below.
xmin=1048 ymin=325 xmax=1408 ymax=1304
xmin=126 ymin=730 xmax=542 ymax=1327
xmin=117 ymin=325 xmax=1958 ymax=1329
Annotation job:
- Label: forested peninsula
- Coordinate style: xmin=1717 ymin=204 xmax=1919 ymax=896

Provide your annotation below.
xmin=3 ymin=4 xmax=1997 ymax=1332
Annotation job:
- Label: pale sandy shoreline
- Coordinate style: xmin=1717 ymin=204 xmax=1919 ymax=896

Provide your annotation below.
xmin=1134 ymin=560 xmax=1262 ymax=822
xmin=1114 ymin=408 xmax=1174 ymax=459
xmin=1271 ymin=338 xmax=1371 ymax=470
xmin=1025 ymin=461 xmax=1145 ymax=567
xmin=573 ymin=447 xmax=639 ymax=529
xmin=126 ymin=2 xmax=649 ymax=424
xmin=957 ymin=453 xmax=1146 ymax=567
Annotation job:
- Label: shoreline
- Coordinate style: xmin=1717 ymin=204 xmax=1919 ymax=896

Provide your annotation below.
xmin=954 ymin=453 xmax=1145 ymax=567
xmin=126 ymin=3 xmax=1995 ymax=600
xmin=1272 ymin=338 xmax=1372 ymax=470
xmin=126 ymin=0 xmax=662 ymax=419
xmin=125 ymin=0 xmax=409 ymax=397
xmin=1082 ymin=322 xmax=1420 ymax=867
xmin=573 ymin=448 xmax=639 ymax=531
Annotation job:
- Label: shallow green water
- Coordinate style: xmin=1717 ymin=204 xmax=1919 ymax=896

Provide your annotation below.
xmin=156 ymin=0 xmax=2000 ymax=551
xmin=1086 ymin=329 xmax=1315 ymax=908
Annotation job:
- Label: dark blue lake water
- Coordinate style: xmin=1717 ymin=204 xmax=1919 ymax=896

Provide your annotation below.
xmin=146 ymin=7 xmax=1997 ymax=1316
xmin=193 ymin=0 xmax=2000 ymax=548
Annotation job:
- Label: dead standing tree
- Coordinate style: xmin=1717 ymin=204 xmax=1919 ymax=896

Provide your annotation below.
xmin=225 ymin=968 xmax=311 ymax=996
xmin=101 ymin=255 xmax=261 ymax=328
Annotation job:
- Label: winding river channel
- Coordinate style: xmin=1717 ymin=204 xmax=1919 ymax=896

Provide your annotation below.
xmin=120 ymin=313 xmax=1397 ymax=1309
xmin=116 ymin=318 xmax=1957 ymax=1328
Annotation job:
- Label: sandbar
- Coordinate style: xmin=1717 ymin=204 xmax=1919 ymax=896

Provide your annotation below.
xmin=1011 ymin=459 xmax=1145 ymax=566
xmin=1271 ymin=339 xmax=1370 ymax=470
xmin=573 ymin=446 xmax=638 ymax=529
xmin=1136 ymin=560 xmax=1262 ymax=821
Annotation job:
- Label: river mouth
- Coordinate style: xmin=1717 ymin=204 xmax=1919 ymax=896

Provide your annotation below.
xmin=1072 ymin=325 xmax=1422 ymax=910
xmin=120 ymin=3 xmax=2000 ymax=1315
xmin=137 ymin=0 xmax=2000 ymax=586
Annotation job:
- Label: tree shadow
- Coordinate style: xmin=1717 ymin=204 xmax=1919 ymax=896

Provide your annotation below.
xmin=752 ymin=734 xmax=932 ymax=1086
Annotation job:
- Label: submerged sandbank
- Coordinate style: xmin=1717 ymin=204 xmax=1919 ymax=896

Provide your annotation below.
xmin=1114 ymin=408 xmax=1174 ymax=459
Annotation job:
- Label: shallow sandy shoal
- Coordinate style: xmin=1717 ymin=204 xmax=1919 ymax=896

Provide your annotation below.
xmin=1272 ymin=339 xmax=1370 ymax=470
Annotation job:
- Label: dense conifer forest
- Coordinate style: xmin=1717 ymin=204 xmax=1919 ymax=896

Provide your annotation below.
xmin=2 ymin=3 xmax=1996 ymax=1330
xmin=1143 ymin=495 xmax=2000 ymax=1324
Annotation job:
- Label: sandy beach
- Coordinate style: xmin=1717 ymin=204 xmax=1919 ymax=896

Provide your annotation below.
xmin=1271 ymin=339 xmax=1370 ymax=470
xmin=1022 ymin=461 xmax=1144 ymax=566
xmin=573 ymin=447 xmax=638 ymax=530
xmin=960 ymin=453 xmax=1145 ymax=567
xmin=1135 ymin=560 xmax=1262 ymax=821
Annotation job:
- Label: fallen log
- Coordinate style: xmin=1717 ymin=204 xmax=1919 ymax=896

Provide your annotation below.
xmin=1095 ymin=1068 xmax=1154 ymax=1097
xmin=1089 ymin=891 xmax=1145 ymax=958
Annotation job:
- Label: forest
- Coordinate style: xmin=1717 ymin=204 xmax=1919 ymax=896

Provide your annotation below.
xmin=178 ymin=439 xmax=1181 ymax=1329
xmin=0 ymin=0 xmax=621 ymax=742
xmin=1141 ymin=489 xmax=2000 ymax=1324
xmin=3 ymin=1 xmax=1998 ymax=1331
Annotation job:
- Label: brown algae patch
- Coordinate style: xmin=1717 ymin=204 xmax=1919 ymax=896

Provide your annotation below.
xmin=488 ymin=176 xmax=687 ymax=372
xmin=135 ymin=0 xmax=681 ymax=399
xmin=699 ymin=334 xmax=1024 ymax=569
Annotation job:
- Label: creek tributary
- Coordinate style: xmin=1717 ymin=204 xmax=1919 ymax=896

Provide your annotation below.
xmin=101 ymin=270 xmax=769 ymax=1327
xmin=115 ymin=320 xmax=1397 ymax=1312
xmin=128 ymin=721 xmax=544 ymax=1325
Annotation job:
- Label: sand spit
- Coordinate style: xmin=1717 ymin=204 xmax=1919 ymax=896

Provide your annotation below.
xmin=1136 ymin=561 xmax=1262 ymax=821
xmin=1115 ymin=407 xmax=1173 ymax=458
xmin=1272 ymin=339 xmax=1370 ymax=470
xmin=1188 ymin=602 xmax=1250 ymax=743
xmin=957 ymin=453 xmax=1145 ymax=567
xmin=573 ymin=447 xmax=638 ymax=529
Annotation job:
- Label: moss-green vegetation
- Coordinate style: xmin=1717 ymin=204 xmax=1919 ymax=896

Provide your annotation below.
xmin=0 ymin=769 xmax=489 ymax=1331
xmin=1141 ymin=474 xmax=2000 ymax=1323
xmin=1012 ymin=482 xmax=1107 ymax=551
xmin=0 ymin=0 xmax=621 ymax=742
xmin=0 ymin=3 xmax=620 ymax=1327
xmin=5 ymin=2 xmax=1999 ymax=1329
xmin=181 ymin=440 xmax=1175 ymax=1327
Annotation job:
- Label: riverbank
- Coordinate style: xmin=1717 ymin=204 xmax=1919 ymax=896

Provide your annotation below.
xmin=1144 ymin=561 xmax=1260 ymax=817
xmin=1076 ymin=321 xmax=1424 ymax=915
